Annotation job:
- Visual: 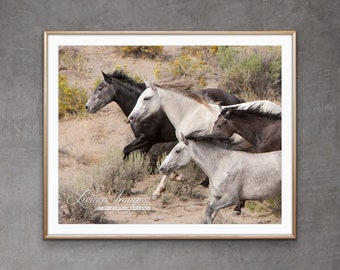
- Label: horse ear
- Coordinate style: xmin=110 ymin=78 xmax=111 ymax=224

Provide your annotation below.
xmin=101 ymin=70 xmax=112 ymax=83
xmin=143 ymin=79 xmax=149 ymax=87
xmin=222 ymin=110 xmax=232 ymax=119
xmin=150 ymin=82 xmax=157 ymax=91
xmin=180 ymin=132 xmax=188 ymax=145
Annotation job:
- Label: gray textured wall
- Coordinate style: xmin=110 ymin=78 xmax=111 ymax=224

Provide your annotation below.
xmin=0 ymin=0 xmax=339 ymax=269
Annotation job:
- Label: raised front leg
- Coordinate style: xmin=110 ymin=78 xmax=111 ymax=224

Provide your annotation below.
xmin=152 ymin=172 xmax=187 ymax=200
xmin=123 ymin=137 xmax=153 ymax=159
xmin=152 ymin=174 xmax=168 ymax=200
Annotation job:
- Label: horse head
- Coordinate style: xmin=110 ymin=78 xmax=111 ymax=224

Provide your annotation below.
xmin=211 ymin=112 xmax=234 ymax=138
xmin=159 ymin=135 xmax=191 ymax=175
xmin=85 ymin=70 xmax=118 ymax=113
xmin=128 ymin=83 xmax=160 ymax=124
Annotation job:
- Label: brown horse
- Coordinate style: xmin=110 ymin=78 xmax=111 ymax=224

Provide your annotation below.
xmin=212 ymin=104 xmax=281 ymax=153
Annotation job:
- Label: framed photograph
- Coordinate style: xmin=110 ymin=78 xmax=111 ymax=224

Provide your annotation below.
xmin=44 ymin=31 xmax=296 ymax=239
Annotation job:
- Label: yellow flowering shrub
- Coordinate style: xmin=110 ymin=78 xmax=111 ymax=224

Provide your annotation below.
xmin=59 ymin=74 xmax=88 ymax=119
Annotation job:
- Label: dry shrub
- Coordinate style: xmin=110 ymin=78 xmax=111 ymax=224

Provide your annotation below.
xmin=147 ymin=142 xmax=178 ymax=174
xmin=180 ymin=46 xmax=218 ymax=62
xmin=173 ymin=162 xmax=206 ymax=200
xmin=119 ymin=46 xmax=163 ymax=59
xmin=59 ymin=185 xmax=105 ymax=224
xmin=93 ymin=149 xmax=149 ymax=196
xmin=59 ymin=47 xmax=87 ymax=72
xmin=154 ymin=49 xmax=212 ymax=89
xmin=59 ymin=149 xmax=149 ymax=224
xmin=155 ymin=155 xmax=206 ymax=200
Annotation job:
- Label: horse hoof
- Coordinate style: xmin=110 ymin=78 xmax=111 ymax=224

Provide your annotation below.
xmin=151 ymin=193 xmax=161 ymax=201
xmin=232 ymin=210 xmax=242 ymax=216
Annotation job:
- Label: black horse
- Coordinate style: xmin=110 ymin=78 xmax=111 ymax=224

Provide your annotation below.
xmin=86 ymin=71 xmax=176 ymax=158
xmin=195 ymin=89 xmax=245 ymax=105
xmin=85 ymin=70 xmax=245 ymax=159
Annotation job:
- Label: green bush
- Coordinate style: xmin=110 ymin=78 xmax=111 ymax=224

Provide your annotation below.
xmin=246 ymin=197 xmax=281 ymax=216
xmin=58 ymin=74 xmax=88 ymax=119
xmin=217 ymin=46 xmax=281 ymax=100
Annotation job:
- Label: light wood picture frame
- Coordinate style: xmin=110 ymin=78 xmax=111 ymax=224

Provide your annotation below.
xmin=44 ymin=31 xmax=296 ymax=239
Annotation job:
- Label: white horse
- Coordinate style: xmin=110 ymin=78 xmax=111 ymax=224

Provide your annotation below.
xmin=128 ymin=83 xmax=281 ymax=140
xmin=159 ymin=132 xmax=282 ymax=224
xmin=128 ymin=83 xmax=280 ymax=199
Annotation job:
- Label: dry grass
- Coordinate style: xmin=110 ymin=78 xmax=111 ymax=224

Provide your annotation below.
xmin=59 ymin=185 xmax=107 ymax=224
xmin=119 ymin=46 xmax=163 ymax=59
xmin=59 ymin=47 xmax=87 ymax=72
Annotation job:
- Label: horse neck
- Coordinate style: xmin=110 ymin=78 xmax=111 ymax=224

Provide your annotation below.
xmin=158 ymin=88 xmax=214 ymax=128
xmin=188 ymin=141 xmax=221 ymax=178
xmin=232 ymin=115 xmax=277 ymax=143
xmin=113 ymin=81 xmax=142 ymax=116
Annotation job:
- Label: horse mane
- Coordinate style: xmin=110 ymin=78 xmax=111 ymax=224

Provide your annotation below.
xmin=185 ymin=130 xmax=241 ymax=150
xmin=222 ymin=103 xmax=282 ymax=120
xmin=108 ymin=70 xmax=146 ymax=92
xmin=153 ymin=80 xmax=209 ymax=106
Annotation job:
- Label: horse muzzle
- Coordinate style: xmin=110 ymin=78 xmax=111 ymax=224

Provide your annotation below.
xmin=159 ymin=166 xmax=168 ymax=175
xmin=128 ymin=113 xmax=139 ymax=124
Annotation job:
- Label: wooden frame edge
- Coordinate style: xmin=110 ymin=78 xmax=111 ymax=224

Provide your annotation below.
xmin=43 ymin=31 xmax=49 ymax=239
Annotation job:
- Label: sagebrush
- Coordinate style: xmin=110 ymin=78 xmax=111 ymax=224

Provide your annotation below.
xmin=59 ymin=185 xmax=105 ymax=224
xmin=217 ymin=46 xmax=281 ymax=101
xmin=119 ymin=46 xmax=163 ymax=59
xmin=59 ymin=47 xmax=87 ymax=72
xmin=154 ymin=53 xmax=211 ymax=88
xmin=93 ymin=149 xmax=149 ymax=195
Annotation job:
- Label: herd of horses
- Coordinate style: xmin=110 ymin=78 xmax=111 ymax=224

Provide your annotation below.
xmin=85 ymin=70 xmax=282 ymax=224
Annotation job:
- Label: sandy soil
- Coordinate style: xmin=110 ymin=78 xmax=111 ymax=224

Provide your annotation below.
xmin=58 ymin=46 xmax=280 ymax=224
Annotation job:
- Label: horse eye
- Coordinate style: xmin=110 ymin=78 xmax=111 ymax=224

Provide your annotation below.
xmin=144 ymin=96 xmax=152 ymax=101
xmin=217 ymin=125 xmax=221 ymax=128
xmin=175 ymin=149 xmax=181 ymax=154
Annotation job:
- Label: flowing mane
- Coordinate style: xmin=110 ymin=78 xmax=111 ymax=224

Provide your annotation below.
xmin=153 ymin=83 xmax=209 ymax=106
xmin=185 ymin=130 xmax=243 ymax=150
xmin=222 ymin=102 xmax=282 ymax=120
xmin=108 ymin=70 xmax=146 ymax=92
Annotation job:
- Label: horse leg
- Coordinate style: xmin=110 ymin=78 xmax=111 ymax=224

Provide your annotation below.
xmin=233 ymin=200 xmax=245 ymax=215
xmin=205 ymin=195 xmax=236 ymax=224
xmin=152 ymin=170 xmax=188 ymax=200
xmin=200 ymin=176 xmax=209 ymax=187
xmin=152 ymin=174 xmax=169 ymax=200
xmin=123 ymin=137 xmax=152 ymax=159
xmin=169 ymin=171 xmax=187 ymax=182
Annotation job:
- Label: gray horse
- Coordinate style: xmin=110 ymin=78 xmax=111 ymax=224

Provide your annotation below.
xmin=159 ymin=132 xmax=281 ymax=224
